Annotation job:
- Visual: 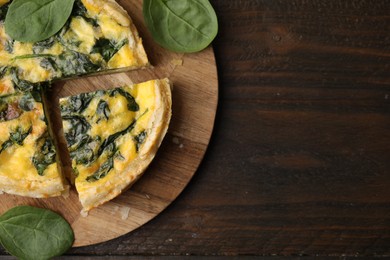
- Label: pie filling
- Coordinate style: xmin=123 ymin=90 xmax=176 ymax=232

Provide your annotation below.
xmin=0 ymin=0 xmax=154 ymax=200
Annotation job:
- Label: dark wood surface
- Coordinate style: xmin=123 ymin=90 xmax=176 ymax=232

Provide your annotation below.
xmin=2 ymin=0 xmax=390 ymax=257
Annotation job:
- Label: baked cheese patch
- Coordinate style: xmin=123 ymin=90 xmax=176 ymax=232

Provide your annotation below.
xmin=60 ymin=79 xmax=171 ymax=212
xmin=0 ymin=87 xmax=68 ymax=197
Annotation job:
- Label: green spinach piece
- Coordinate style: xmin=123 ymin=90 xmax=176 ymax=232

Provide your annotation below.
xmin=0 ymin=2 xmax=10 ymax=21
xmin=40 ymin=57 xmax=58 ymax=73
xmin=62 ymin=115 xmax=91 ymax=147
xmin=4 ymin=0 xmax=75 ymax=43
xmin=32 ymin=135 xmax=56 ymax=176
xmin=10 ymin=67 xmax=38 ymax=92
xmin=91 ymin=38 xmax=128 ymax=62
xmin=0 ymin=206 xmax=74 ymax=260
xmin=0 ymin=126 xmax=32 ymax=153
xmin=19 ymin=94 xmax=35 ymax=111
xmin=4 ymin=39 xmax=14 ymax=53
xmin=143 ymin=0 xmax=218 ymax=53
xmin=0 ymin=67 xmax=7 ymax=79
xmin=56 ymin=51 xmax=100 ymax=77
xmin=60 ymin=92 xmax=95 ymax=115
xmin=98 ymin=119 xmax=136 ymax=157
xmin=71 ymin=0 xmax=98 ymax=26
xmin=12 ymin=53 xmax=55 ymax=61
xmin=134 ymin=130 xmax=147 ymax=152
xmin=86 ymin=156 xmax=114 ymax=182
xmin=109 ymin=88 xmax=139 ymax=111
xmin=70 ymin=136 xmax=100 ymax=165
xmin=96 ymin=99 xmax=110 ymax=121
xmin=33 ymin=37 xmax=56 ymax=53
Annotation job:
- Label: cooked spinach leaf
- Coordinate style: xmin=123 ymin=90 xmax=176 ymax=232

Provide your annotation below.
xmin=62 ymin=115 xmax=91 ymax=147
xmin=40 ymin=57 xmax=58 ymax=72
xmin=109 ymin=88 xmax=139 ymax=111
xmin=19 ymin=94 xmax=35 ymax=111
xmin=60 ymin=92 xmax=95 ymax=115
xmin=32 ymin=135 xmax=56 ymax=176
xmin=71 ymin=0 xmax=98 ymax=26
xmin=0 ymin=206 xmax=74 ymax=260
xmin=4 ymin=0 xmax=75 ymax=42
xmin=10 ymin=67 xmax=37 ymax=92
xmin=56 ymin=51 xmax=100 ymax=77
xmin=0 ymin=3 xmax=9 ymax=21
xmin=70 ymin=136 xmax=100 ymax=165
xmin=4 ymin=39 xmax=14 ymax=53
xmin=91 ymin=38 xmax=128 ymax=62
xmin=96 ymin=99 xmax=110 ymax=121
xmin=12 ymin=53 xmax=55 ymax=60
xmin=0 ymin=126 xmax=32 ymax=153
xmin=33 ymin=37 xmax=56 ymax=54
xmin=134 ymin=130 xmax=147 ymax=152
xmin=0 ymin=67 xmax=7 ymax=79
xmin=86 ymin=156 xmax=114 ymax=182
xmin=98 ymin=119 xmax=136 ymax=157
xmin=143 ymin=0 xmax=218 ymax=53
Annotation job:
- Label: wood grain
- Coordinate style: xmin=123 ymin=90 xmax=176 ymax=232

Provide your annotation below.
xmin=0 ymin=0 xmax=218 ymax=247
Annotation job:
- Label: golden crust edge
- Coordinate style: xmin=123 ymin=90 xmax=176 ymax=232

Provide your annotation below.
xmin=0 ymin=175 xmax=69 ymax=198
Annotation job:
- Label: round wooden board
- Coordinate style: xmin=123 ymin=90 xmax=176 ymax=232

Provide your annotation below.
xmin=0 ymin=0 xmax=218 ymax=247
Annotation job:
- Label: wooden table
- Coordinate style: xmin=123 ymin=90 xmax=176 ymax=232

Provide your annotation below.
xmin=2 ymin=0 xmax=390 ymax=258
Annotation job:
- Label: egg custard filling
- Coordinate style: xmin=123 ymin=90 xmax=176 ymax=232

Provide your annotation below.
xmin=0 ymin=0 xmax=172 ymax=213
xmin=0 ymin=86 xmax=68 ymax=197
xmin=60 ymin=79 xmax=171 ymax=212
xmin=0 ymin=0 xmax=148 ymax=85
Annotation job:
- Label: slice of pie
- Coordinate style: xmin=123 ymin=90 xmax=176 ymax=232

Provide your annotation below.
xmin=0 ymin=0 xmax=148 ymax=84
xmin=60 ymin=79 xmax=171 ymax=212
xmin=0 ymin=86 xmax=68 ymax=197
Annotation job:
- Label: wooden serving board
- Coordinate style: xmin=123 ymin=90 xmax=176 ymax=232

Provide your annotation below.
xmin=0 ymin=0 xmax=218 ymax=247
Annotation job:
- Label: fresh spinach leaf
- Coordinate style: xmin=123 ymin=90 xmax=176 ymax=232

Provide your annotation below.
xmin=0 ymin=206 xmax=74 ymax=260
xmin=91 ymin=38 xmax=128 ymax=62
xmin=143 ymin=0 xmax=218 ymax=53
xmin=109 ymin=88 xmax=139 ymax=111
xmin=32 ymin=135 xmax=56 ymax=176
xmin=4 ymin=0 xmax=75 ymax=43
